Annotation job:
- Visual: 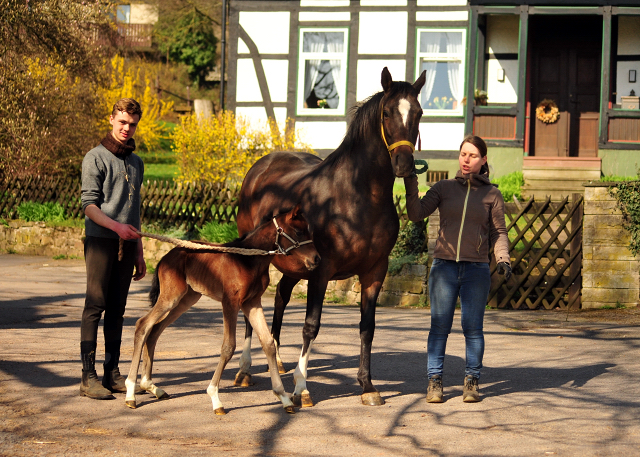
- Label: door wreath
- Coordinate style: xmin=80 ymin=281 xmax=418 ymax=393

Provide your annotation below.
xmin=536 ymin=99 xmax=560 ymax=124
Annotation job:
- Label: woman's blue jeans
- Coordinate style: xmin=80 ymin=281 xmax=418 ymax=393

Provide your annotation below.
xmin=427 ymin=259 xmax=491 ymax=380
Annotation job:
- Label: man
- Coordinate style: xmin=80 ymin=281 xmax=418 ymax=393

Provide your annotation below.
xmin=79 ymin=98 xmax=146 ymax=399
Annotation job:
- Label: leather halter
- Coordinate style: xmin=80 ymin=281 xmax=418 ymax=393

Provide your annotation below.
xmin=380 ymin=104 xmax=421 ymax=157
xmin=273 ymin=217 xmax=313 ymax=255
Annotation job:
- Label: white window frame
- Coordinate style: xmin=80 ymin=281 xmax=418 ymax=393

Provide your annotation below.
xmin=415 ymin=28 xmax=466 ymax=117
xmin=296 ymin=27 xmax=349 ymax=116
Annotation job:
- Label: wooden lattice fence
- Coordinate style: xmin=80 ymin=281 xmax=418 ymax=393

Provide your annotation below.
xmin=0 ymin=177 xmax=241 ymax=230
xmin=488 ymin=194 xmax=583 ymax=310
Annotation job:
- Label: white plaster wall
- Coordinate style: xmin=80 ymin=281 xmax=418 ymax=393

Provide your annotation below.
xmin=238 ymin=12 xmax=290 ymax=54
xmin=419 ymin=123 xmax=465 ymax=150
xmin=361 ymin=0 xmax=407 ymax=5
xmin=358 ymin=12 xmax=408 ymax=54
xmin=416 ymin=11 xmax=469 ymax=22
xmin=130 ymin=4 xmax=158 ymax=24
xmin=235 ymin=107 xmax=288 ymax=131
xmin=616 ymin=16 xmax=640 ymax=104
xmin=417 ymin=0 xmax=467 ymax=5
xmin=301 ymin=0 xmax=349 ymax=6
xmin=357 ymin=60 xmax=406 ymax=101
xmin=486 ymin=59 xmax=518 ymax=104
xmin=235 ymin=59 xmax=289 ymax=103
xmin=486 ymin=15 xmax=519 ymax=54
xmin=295 ymin=122 xmax=347 ymax=150
xmin=485 ymin=15 xmax=519 ymax=104
xmin=617 ymin=16 xmax=640 ymax=56
xmin=299 ymin=12 xmax=351 ymax=21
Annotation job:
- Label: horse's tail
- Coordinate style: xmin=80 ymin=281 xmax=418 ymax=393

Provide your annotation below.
xmin=149 ymin=261 xmax=161 ymax=308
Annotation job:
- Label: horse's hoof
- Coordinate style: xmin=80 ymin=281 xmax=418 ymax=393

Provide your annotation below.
xmin=234 ymin=372 xmax=252 ymax=387
xmin=125 ymin=400 xmax=137 ymax=409
xmin=284 ymin=405 xmax=296 ymax=414
xmin=214 ymin=407 xmax=226 ymax=415
xmin=361 ymin=392 xmax=385 ymax=406
xmin=292 ymin=391 xmax=314 ymax=408
xmin=277 ymin=361 xmax=287 ymax=374
xmin=157 ymin=391 xmax=170 ymax=400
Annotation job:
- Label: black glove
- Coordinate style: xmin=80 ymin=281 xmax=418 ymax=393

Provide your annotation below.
xmin=497 ymin=262 xmax=512 ymax=281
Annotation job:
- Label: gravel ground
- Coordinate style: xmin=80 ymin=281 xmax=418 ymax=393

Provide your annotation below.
xmin=1 ymin=254 xmax=639 ymax=456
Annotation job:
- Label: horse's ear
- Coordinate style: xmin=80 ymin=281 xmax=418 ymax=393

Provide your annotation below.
xmin=290 ymin=204 xmax=302 ymax=220
xmin=381 ymin=67 xmax=393 ymax=93
xmin=413 ymin=70 xmax=426 ymax=94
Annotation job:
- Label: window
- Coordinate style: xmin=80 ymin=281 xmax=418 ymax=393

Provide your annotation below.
xmin=116 ymin=4 xmax=130 ymax=23
xmin=297 ymin=28 xmax=349 ymax=115
xmin=416 ymin=29 xmax=466 ymax=115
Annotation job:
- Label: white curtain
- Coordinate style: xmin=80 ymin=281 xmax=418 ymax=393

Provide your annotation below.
xmin=304 ymin=41 xmax=325 ymax=101
xmin=327 ymin=41 xmax=343 ymax=100
xmin=445 ymin=33 xmax=463 ymax=102
xmin=420 ymin=33 xmax=440 ymax=105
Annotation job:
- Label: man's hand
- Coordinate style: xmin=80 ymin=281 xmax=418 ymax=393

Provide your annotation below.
xmin=497 ymin=262 xmax=512 ymax=281
xmin=84 ymin=205 xmax=141 ymax=240
xmin=133 ymin=239 xmax=146 ymax=281
xmin=113 ymin=222 xmax=141 ymax=241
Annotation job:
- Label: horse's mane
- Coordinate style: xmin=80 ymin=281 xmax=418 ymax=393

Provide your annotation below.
xmin=334 ymin=80 xmax=418 ymax=155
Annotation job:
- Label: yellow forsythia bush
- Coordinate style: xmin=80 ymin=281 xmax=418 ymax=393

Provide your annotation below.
xmin=173 ymin=111 xmax=314 ymax=186
xmin=99 ymin=55 xmax=174 ymax=151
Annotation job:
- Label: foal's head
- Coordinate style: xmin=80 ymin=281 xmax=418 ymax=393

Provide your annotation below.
xmin=272 ymin=205 xmax=320 ymax=271
xmin=380 ymin=67 xmax=426 ymax=178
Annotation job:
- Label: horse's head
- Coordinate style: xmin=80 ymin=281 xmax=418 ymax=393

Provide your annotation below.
xmin=380 ymin=67 xmax=426 ymax=178
xmin=274 ymin=205 xmax=321 ymax=271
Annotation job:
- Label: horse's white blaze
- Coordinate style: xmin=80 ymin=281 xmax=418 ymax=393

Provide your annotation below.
xmin=398 ymin=98 xmax=411 ymax=126
xmin=207 ymin=384 xmax=223 ymax=411
xmin=293 ymin=340 xmax=314 ymax=396
xmin=237 ymin=336 xmax=252 ymax=373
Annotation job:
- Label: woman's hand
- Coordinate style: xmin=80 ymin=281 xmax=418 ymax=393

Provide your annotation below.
xmin=497 ymin=262 xmax=512 ymax=280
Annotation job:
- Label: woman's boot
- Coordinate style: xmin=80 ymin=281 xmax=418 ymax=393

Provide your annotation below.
xmin=80 ymin=341 xmax=114 ymax=400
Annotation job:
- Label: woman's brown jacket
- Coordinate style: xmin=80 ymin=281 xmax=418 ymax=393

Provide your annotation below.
xmin=404 ymin=170 xmax=511 ymax=265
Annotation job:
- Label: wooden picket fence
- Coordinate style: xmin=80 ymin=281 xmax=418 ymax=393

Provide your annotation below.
xmin=0 ymin=176 xmax=242 ymax=230
xmin=488 ymin=194 xmax=583 ymax=310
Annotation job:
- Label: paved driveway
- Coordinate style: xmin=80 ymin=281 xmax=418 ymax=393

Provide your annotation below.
xmin=0 ymin=255 xmax=639 ymax=456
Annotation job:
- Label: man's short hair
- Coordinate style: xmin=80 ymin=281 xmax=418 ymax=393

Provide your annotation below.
xmin=112 ymin=98 xmax=143 ymax=119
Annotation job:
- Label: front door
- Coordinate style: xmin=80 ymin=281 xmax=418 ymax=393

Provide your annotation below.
xmin=529 ymin=15 xmax=602 ymax=157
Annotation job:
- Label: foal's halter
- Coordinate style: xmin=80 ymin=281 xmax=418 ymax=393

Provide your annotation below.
xmin=380 ymin=102 xmax=422 ymax=157
xmin=273 ymin=217 xmax=313 ymax=255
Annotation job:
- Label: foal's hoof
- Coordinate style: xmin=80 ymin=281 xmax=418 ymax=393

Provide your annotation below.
xmin=361 ymin=392 xmax=385 ymax=406
xmin=277 ymin=360 xmax=287 ymax=375
xmin=234 ymin=372 xmax=252 ymax=387
xmin=284 ymin=406 xmax=296 ymax=414
xmin=125 ymin=400 xmax=137 ymax=409
xmin=292 ymin=391 xmax=314 ymax=408
xmin=214 ymin=407 xmax=226 ymax=415
xmin=157 ymin=391 xmax=170 ymax=400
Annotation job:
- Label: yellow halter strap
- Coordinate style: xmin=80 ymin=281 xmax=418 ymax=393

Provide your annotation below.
xmin=380 ymin=108 xmax=420 ymax=156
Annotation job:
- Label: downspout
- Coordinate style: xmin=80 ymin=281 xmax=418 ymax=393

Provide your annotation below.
xmin=220 ymin=0 xmax=227 ymax=111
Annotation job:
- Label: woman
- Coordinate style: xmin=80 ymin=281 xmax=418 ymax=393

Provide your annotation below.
xmin=404 ymin=135 xmax=511 ymax=403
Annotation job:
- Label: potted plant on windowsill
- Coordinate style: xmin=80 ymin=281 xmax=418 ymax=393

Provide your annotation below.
xmin=474 ymin=89 xmax=488 ymax=106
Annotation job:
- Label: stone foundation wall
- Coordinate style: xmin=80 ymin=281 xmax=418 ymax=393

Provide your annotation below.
xmin=582 ymin=185 xmax=640 ymax=308
xmin=0 ymin=222 xmax=428 ymax=307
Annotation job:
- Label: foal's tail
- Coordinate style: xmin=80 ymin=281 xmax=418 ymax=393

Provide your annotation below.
xmin=149 ymin=260 xmax=161 ymax=308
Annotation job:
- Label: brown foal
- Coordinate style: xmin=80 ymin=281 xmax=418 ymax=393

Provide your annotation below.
xmin=124 ymin=206 xmax=320 ymax=414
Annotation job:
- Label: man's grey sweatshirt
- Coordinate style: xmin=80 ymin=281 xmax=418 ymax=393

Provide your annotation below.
xmin=81 ymin=144 xmax=144 ymax=240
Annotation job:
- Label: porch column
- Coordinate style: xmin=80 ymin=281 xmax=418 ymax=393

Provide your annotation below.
xmin=464 ymin=6 xmax=479 ymax=136
xmin=516 ymin=5 xmax=529 ymax=143
xmin=598 ymin=6 xmax=612 ymax=146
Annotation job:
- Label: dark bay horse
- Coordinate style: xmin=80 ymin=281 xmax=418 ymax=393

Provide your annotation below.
xmin=124 ymin=206 xmax=320 ymax=414
xmin=235 ymin=67 xmax=425 ymax=407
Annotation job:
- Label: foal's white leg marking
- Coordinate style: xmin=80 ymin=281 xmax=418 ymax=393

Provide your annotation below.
xmin=125 ymin=378 xmax=136 ymax=403
xmin=398 ymin=98 xmax=411 ymax=126
xmin=293 ymin=340 xmax=314 ymax=396
xmin=237 ymin=336 xmax=252 ymax=373
xmin=140 ymin=375 xmax=166 ymax=399
xmin=207 ymin=383 xmax=224 ymax=411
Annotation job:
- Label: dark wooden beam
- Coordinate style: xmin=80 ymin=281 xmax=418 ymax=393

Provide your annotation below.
xmin=516 ymin=5 xmax=529 ymax=143
xmin=599 ymin=6 xmax=612 ymax=146
xmin=465 ymin=6 xmax=479 ymax=136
